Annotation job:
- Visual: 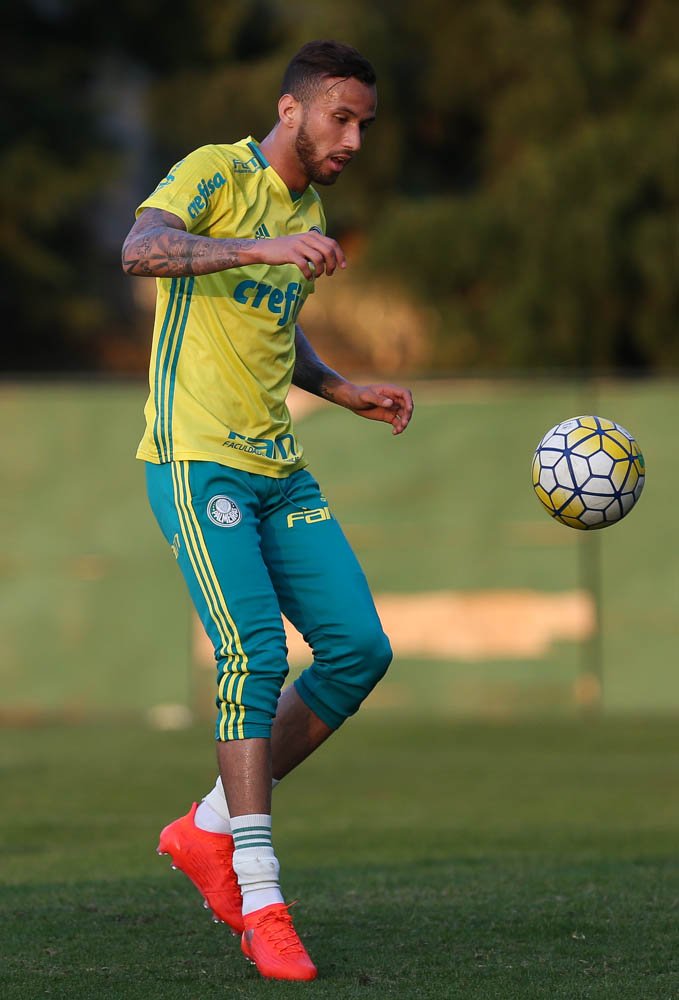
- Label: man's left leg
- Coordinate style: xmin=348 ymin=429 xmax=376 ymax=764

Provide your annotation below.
xmin=173 ymin=469 xmax=391 ymax=969
xmin=200 ymin=466 xmax=392 ymax=825
xmin=209 ymin=463 xmax=392 ymax=801
xmin=264 ymin=468 xmax=393 ymax=741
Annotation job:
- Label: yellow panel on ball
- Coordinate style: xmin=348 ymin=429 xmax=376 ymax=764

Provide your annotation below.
xmin=601 ymin=436 xmax=629 ymax=461
xmin=534 ymin=484 xmax=554 ymax=510
xmin=607 ymin=429 xmax=633 ymax=451
xmin=566 ymin=426 xmax=596 ymax=447
xmin=561 ymin=495 xmax=585 ymax=518
xmin=572 ymin=435 xmax=603 ymax=457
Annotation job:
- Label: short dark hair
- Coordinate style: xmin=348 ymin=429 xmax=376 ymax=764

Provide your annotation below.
xmin=280 ymin=40 xmax=376 ymax=103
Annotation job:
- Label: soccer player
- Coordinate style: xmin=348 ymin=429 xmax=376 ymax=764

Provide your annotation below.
xmin=122 ymin=40 xmax=413 ymax=982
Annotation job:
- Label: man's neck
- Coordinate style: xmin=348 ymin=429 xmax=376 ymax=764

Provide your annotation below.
xmin=258 ymin=126 xmax=309 ymax=195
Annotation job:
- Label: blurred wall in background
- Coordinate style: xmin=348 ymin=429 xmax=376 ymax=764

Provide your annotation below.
xmin=1 ymin=378 xmax=676 ymax=725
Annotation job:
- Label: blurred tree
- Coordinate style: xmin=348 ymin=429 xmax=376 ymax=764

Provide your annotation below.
xmin=2 ymin=1 xmax=118 ymax=369
xmin=364 ymin=0 xmax=679 ymax=372
xmin=3 ymin=0 xmax=677 ymax=373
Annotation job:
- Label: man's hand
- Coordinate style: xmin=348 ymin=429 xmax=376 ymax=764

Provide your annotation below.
xmin=255 ymin=232 xmax=346 ymax=280
xmin=334 ymin=382 xmax=414 ymax=435
xmin=291 ymin=326 xmax=413 ymax=434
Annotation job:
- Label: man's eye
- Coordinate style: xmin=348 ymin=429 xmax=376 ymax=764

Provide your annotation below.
xmin=334 ymin=116 xmax=348 ymax=124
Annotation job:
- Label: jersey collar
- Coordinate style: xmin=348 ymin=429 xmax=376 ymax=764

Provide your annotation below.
xmin=245 ymin=138 xmax=305 ymax=205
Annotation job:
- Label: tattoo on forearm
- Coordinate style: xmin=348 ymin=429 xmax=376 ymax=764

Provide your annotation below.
xmin=292 ymin=326 xmax=344 ymax=401
xmin=123 ymin=231 xmax=251 ymax=277
xmin=121 ymin=209 xmax=253 ymax=277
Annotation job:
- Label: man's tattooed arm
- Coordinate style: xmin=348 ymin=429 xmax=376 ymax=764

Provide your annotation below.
xmin=123 ymin=208 xmax=347 ymax=280
xmin=292 ymin=325 xmax=347 ymax=402
xmin=292 ymin=325 xmax=414 ymax=434
xmin=121 ymin=208 xmax=258 ymax=277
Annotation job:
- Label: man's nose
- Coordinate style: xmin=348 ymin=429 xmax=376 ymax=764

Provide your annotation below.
xmin=343 ymin=124 xmax=362 ymax=152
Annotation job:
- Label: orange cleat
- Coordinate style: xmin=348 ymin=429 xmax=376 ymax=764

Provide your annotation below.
xmin=241 ymin=902 xmax=317 ymax=981
xmin=156 ymin=802 xmax=244 ymax=934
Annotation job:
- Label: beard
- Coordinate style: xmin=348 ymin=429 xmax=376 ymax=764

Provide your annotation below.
xmin=295 ymin=120 xmax=340 ymax=186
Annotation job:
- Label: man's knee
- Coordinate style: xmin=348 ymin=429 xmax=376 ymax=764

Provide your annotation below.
xmin=356 ymin=624 xmax=392 ymax=687
xmin=332 ymin=619 xmax=393 ymax=695
xmin=294 ymin=621 xmax=393 ymax=729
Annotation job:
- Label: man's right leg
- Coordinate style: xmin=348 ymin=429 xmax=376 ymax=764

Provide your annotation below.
xmin=196 ymin=684 xmax=333 ymax=880
xmin=200 ymin=684 xmax=333 ymax=829
xmin=147 ymin=460 xmax=316 ymax=980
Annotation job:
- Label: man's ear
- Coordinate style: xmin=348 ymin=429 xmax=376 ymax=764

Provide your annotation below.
xmin=278 ymin=93 xmax=301 ymax=129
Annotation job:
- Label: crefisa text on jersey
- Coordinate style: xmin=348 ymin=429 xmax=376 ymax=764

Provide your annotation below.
xmin=187 ymin=172 xmax=227 ymax=219
xmin=234 ymin=279 xmax=303 ymax=328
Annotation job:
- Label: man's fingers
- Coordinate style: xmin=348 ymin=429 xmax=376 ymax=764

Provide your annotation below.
xmin=264 ymin=233 xmax=347 ymax=278
xmin=386 ymin=387 xmax=414 ymax=419
xmin=373 ymin=386 xmax=413 ymax=434
xmin=349 ymin=382 xmax=413 ymax=435
xmin=303 ymin=246 xmax=327 ymax=276
xmin=362 ymin=390 xmax=393 ymax=408
xmin=304 ymin=260 xmax=320 ymax=280
xmin=293 ymin=249 xmax=325 ymax=280
xmin=300 ymin=233 xmax=346 ymax=276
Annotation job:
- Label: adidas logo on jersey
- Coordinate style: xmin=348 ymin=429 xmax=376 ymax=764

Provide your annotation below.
xmin=254 ymin=223 xmax=271 ymax=239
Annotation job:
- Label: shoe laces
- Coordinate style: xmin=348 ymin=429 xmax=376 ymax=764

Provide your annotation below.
xmin=255 ymin=905 xmax=304 ymax=955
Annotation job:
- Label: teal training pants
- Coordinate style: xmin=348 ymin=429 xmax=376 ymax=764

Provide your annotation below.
xmin=145 ymin=461 xmax=392 ymax=740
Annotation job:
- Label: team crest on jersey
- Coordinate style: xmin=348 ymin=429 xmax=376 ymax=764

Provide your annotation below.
xmin=207 ymin=496 xmax=241 ymax=527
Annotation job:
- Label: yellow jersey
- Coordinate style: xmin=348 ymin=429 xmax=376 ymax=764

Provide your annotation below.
xmin=135 ymin=137 xmax=325 ymax=477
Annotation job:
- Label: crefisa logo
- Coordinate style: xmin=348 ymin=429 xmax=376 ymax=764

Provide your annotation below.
xmin=187 ymin=172 xmax=227 ymax=219
xmin=207 ymin=496 xmax=241 ymax=527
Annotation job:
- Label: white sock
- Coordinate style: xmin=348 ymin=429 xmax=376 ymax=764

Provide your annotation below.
xmin=231 ymin=813 xmax=284 ymax=916
xmin=195 ymin=777 xmax=280 ymax=836
xmin=194 ymin=800 xmax=230 ymax=834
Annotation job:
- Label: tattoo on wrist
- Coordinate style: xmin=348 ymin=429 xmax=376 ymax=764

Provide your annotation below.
xmin=292 ymin=330 xmax=344 ymax=401
xmin=319 ymin=374 xmax=342 ymax=402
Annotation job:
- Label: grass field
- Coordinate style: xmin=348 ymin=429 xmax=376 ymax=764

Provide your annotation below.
xmin=1 ymin=379 xmax=678 ymax=996
xmin=1 ymin=716 xmax=678 ymax=999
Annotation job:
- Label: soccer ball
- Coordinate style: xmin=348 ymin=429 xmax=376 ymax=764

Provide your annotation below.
xmin=532 ymin=415 xmax=645 ymax=529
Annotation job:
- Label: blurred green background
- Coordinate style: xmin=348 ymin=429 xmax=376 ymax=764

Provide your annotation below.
xmin=3 ymin=0 xmax=678 ymax=724
xmin=4 ymin=0 xmax=678 ymax=375
xmin=2 ymin=378 xmax=676 ymax=723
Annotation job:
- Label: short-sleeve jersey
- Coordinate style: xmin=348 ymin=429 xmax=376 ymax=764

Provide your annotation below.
xmin=135 ymin=137 xmax=326 ymax=478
